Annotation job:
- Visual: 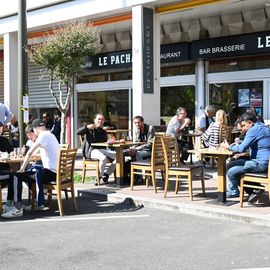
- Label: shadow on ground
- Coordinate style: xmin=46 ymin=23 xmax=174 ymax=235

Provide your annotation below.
xmin=0 ymin=193 xmax=143 ymax=222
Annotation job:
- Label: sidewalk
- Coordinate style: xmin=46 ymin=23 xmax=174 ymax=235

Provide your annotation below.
xmin=74 ymin=157 xmax=270 ymax=227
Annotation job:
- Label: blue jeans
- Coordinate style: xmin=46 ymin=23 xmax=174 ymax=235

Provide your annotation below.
xmin=27 ymin=164 xmax=43 ymax=206
xmin=226 ymin=159 xmax=267 ymax=196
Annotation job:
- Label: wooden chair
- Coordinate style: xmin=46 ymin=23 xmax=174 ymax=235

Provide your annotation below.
xmin=130 ymin=135 xmax=165 ymax=193
xmin=44 ymin=148 xmax=78 ymax=216
xmin=161 ymin=136 xmax=205 ymax=201
xmin=79 ymin=135 xmax=100 ymax=184
xmin=60 ymin=144 xmax=70 ymax=149
xmin=240 ymin=158 xmax=270 ymax=207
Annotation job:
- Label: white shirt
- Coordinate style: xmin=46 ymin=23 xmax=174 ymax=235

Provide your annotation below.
xmin=35 ymin=131 xmax=60 ymax=172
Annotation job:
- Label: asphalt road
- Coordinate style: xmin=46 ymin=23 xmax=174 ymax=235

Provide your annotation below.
xmin=0 ymin=196 xmax=270 ymax=270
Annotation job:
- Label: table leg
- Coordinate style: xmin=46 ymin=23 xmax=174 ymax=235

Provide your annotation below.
xmin=115 ymin=147 xmax=125 ymax=186
xmin=217 ymin=156 xmax=226 ymax=203
xmin=216 ymin=156 xmax=237 ymax=206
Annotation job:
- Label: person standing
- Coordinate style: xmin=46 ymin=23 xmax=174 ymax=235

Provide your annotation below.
xmin=166 ymin=107 xmax=192 ymax=164
xmin=222 ymin=112 xmax=270 ymax=203
xmin=51 ymin=110 xmax=61 ymax=143
xmin=42 ymin=112 xmax=54 ymax=130
xmin=77 ymin=112 xmax=116 ymax=184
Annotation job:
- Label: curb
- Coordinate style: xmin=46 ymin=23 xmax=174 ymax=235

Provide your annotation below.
xmin=77 ymin=188 xmax=270 ymax=227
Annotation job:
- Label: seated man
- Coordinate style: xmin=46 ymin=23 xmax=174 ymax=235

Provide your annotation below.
xmin=222 ymin=112 xmax=270 ymax=203
xmin=2 ymin=119 xmax=60 ymax=218
xmin=197 ymin=105 xmax=215 ymax=133
xmin=166 ymin=107 xmax=192 ymax=164
xmin=77 ymin=112 xmax=116 ymax=184
xmin=128 ymin=116 xmax=154 ymax=161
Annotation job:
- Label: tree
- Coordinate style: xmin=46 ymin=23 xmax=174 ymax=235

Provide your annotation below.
xmin=28 ymin=20 xmax=102 ymax=143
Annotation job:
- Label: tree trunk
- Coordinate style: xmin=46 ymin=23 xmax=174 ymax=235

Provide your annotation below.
xmin=60 ymin=112 xmax=66 ymax=144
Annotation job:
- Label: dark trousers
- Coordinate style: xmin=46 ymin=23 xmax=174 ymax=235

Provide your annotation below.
xmin=7 ymin=172 xmax=35 ymax=203
xmin=177 ymin=140 xmax=193 ymax=161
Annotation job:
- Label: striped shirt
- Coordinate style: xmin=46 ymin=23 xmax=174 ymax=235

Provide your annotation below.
xmin=201 ymin=122 xmax=227 ymax=147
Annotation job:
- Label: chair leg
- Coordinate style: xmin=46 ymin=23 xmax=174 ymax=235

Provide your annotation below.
xmin=70 ymin=185 xmax=78 ymax=212
xmin=201 ymin=168 xmax=205 ymax=196
xmin=56 ymin=187 xmax=64 ymax=216
xmin=268 ymin=185 xmax=270 ymax=206
xmin=188 ymin=172 xmax=193 ymax=201
xmin=146 ymin=173 xmax=149 ymax=187
xmin=47 ymin=189 xmax=53 ymax=209
xmin=240 ymin=178 xmax=244 ymax=207
xmin=96 ymin=163 xmax=100 ymax=185
xmin=0 ymin=184 xmax=2 ymax=214
xmin=151 ymin=171 xmax=157 ymax=193
xmin=175 ymin=175 xmax=179 ymax=194
xmin=82 ymin=162 xmax=86 ymax=183
xmin=64 ymin=191 xmax=69 ymax=200
xmin=130 ymin=166 xmax=134 ymax=191
xmin=164 ymin=174 xmax=169 ymax=198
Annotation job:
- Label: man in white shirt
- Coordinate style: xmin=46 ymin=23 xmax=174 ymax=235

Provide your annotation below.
xmin=198 ymin=105 xmax=216 ymax=133
xmin=2 ymin=119 xmax=60 ymax=218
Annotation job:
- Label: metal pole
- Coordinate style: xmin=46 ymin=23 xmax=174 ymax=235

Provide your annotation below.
xmin=18 ymin=0 xmax=28 ymax=147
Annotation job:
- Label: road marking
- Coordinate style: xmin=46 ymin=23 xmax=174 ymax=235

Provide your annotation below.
xmin=1 ymin=214 xmax=150 ymax=224
xmin=232 ymin=267 xmax=270 ymax=270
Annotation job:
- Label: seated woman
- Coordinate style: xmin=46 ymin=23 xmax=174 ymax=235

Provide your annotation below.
xmin=201 ymin=109 xmax=228 ymax=148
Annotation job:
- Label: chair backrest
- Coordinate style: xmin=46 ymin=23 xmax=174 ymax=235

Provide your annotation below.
xmin=60 ymin=144 xmax=70 ymax=149
xmin=224 ymin=126 xmax=233 ymax=144
xmin=151 ymin=135 xmax=165 ymax=166
xmin=57 ymin=148 xmax=77 ymax=186
xmin=161 ymin=136 xmax=180 ymax=168
xmin=2 ymin=129 xmax=12 ymax=143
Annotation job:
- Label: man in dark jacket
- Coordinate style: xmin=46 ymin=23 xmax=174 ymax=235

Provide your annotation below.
xmin=77 ymin=113 xmax=116 ymax=183
xmin=128 ymin=116 xmax=154 ymax=161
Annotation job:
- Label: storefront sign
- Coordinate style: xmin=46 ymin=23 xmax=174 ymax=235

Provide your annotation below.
xmin=160 ymin=43 xmax=189 ymax=63
xmin=191 ymin=31 xmax=270 ymax=59
xmin=142 ymin=7 xmax=153 ymax=93
xmin=84 ymin=50 xmax=132 ymax=70
xmin=84 ymin=43 xmax=189 ymax=70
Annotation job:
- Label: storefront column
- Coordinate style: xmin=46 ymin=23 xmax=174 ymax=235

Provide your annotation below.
xmin=4 ymin=32 xmax=18 ymax=115
xmin=132 ymin=5 xmax=160 ymax=125
xmin=195 ymin=60 xmax=206 ymax=125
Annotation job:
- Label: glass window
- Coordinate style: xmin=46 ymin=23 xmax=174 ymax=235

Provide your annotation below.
xmin=209 ymin=55 xmax=270 ymax=73
xmin=77 ymin=74 xmax=108 ymax=83
xmin=209 ymin=81 xmax=263 ymax=125
xmin=161 ymin=85 xmax=195 ymax=125
xmin=161 ymin=64 xmax=195 ymax=77
xmin=110 ymin=71 xmax=132 ymax=81
xmin=77 ymin=90 xmax=129 ymax=129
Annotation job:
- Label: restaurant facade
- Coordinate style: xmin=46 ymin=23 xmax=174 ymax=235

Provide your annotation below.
xmin=0 ymin=0 xmax=270 ymax=146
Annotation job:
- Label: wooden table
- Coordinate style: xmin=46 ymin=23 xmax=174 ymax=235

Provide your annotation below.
xmin=106 ymin=129 xmax=132 ymax=140
xmin=91 ymin=141 xmax=145 ymax=186
xmin=190 ymin=148 xmax=233 ymax=205
xmin=0 ymin=156 xmax=40 ymax=171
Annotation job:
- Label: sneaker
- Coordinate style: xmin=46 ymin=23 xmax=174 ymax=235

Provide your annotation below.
xmin=2 ymin=204 xmax=12 ymax=213
xmin=226 ymin=192 xmax=239 ymax=198
xmin=1 ymin=206 xmax=23 ymax=218
xmin=248 ymin=190 xmax=264 ymax=205
xmin=101 ymin=173 xmax=109 ymax=184
xmin=23 ymin=204 xmax=47 ymax=212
